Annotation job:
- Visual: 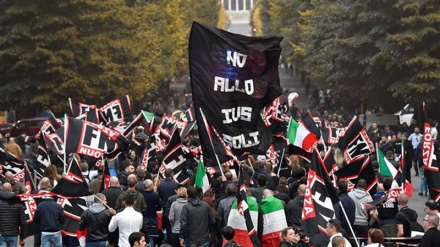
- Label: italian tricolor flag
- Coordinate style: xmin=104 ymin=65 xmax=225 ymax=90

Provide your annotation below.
xmin=195 ymin=160 xmax=210 ymax=193
xmin=377 ymin=148 xmax=413 ymax=198
xmin=287 ymin=115 xmax=319 ymax=152
xmin=261 ymin=196 xmax=287 ymax=247
xmin=227 ymin=196 xmax=259 ymax=247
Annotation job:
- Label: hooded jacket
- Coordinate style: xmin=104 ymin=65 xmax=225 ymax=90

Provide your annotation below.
xmin=286 ymin=195 xmax=304 ymax=228
xmin=348 ymin=189 xmax=372 ymax=225
xmin=78 ymin=203 xmax=113 ymax=242
xmin=179 ymin=198 xmax=215 ymax=244
xmin=0 ymin=191 xmax=27 ymax=238
xmin=169 ymin=198 xmax=188 ymax=233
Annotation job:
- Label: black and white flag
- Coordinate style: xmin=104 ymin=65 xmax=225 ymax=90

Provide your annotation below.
xmin=189 ymin=22 xmax=282 ymax=156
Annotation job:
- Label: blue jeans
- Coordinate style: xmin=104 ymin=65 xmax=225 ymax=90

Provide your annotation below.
xmin=41 ymin=232 xmax=63 ymax=247
xmin=0 ymin=235 xmax=18 ymax=247
xmin=86 ymin=241 xmax=107 ymax=247
xmin=185 ymin=241 xmax=209 ymax=247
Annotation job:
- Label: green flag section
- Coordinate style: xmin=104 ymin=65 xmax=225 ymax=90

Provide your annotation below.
xmin=377 ymin=148 xmax=413 ymax=198
xmin=286 ymin=117 xmax=317 ymax=152
xmin=195 ymin=160 xmax=210 ymax=193
xmin=227 ymin=196 xmax=259 ymax=247
xmin=260 ymin=196 xmax=287 ymax=247
xmin=142 ymin=110 xmax=155 ymax=123
xmin=377 ymin=148 xmax=397 ymax=178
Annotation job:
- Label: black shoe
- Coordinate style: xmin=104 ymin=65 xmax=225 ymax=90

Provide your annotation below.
xmin=419 ymin=192 xmax=423 ymax=196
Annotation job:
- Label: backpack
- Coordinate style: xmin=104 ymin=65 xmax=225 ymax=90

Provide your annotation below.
xmin=398 ymin=211 xmax=424 ymax=234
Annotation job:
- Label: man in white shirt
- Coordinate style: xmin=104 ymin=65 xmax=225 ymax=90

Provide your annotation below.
xmin=326 ymin=219 xmax=352 ymax=247
xmin=109 ymin=193 xmax=143 ymax=247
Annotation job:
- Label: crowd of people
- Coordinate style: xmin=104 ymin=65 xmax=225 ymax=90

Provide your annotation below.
xmin=0 ymin=72 xmax=440 ymax=247
xmin=0 ymin=125 xmax=439 ymax=247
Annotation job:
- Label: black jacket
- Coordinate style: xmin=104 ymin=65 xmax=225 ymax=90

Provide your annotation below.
xmin=102 ymin=186 xmax=123 ymax=209
xmin=286 ymin=196 xmax=304 ymax=228
xmin=78 ymin=203 xmax=113 ymax=242
xmin=0 ymin=192 xmax=27 ymax=238
xmin=35 ymin=198 xmax=65 ymax=232
xmin=157 ymin=178 xmax=178 ymax=208
xmin=180 ymin=198 xmax=215 ymax=244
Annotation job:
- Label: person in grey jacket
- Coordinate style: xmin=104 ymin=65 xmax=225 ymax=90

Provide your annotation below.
xmin=348 ymin=179 xmax=373 ymax=238
xmin=169 ymin=187 xmax=188 ymax=247
xmin=179 ymin=186 xmax=215 ymax=247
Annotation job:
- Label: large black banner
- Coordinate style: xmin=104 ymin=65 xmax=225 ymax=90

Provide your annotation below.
xmin=189 ymin=22 xmax=282 ymax=156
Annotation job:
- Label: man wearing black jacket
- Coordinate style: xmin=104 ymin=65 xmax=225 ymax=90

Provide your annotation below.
xmin=78 ymin=193 xmax=116 ymax=247
xmin=34 ymin=192 xmax=65 ymax=247
xmin=180 ymin=186 xmax=215 ymax=247
xmin=0 ymin=182 xmax=27 ymax=247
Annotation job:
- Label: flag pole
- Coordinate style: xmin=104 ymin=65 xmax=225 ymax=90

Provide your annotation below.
xmin=339 ymin=201 xmax=361 ymax=247
xmin=277 ymin=148 xmax=286 ymax=178
xmin=93 ymin=194 xmax=111 ymax=209
xmin=376 ymin=142 xmax=380 ymax=171
xmin=401 ymin=136 xmax=405 ymax=193
xmin=63 ymin=114 xmax=67 ymax=174
xmin=199 ymin=108 xmax=224 ymax=176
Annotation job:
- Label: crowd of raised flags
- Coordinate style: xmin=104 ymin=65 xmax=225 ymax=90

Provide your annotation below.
xmin=0 ymin=21 xmax=439 ymax=247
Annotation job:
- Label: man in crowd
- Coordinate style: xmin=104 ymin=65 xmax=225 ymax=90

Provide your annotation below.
xmin=418 ymin=214 xmax=440 ymax=247
xmin=102 ymin=177 xmax=123 ymax=247
xmin=109 ymin=193 xmax=144 ymax=247
xmin=158 ymin=168 xmax=179 ymax=243
xmin=34 ymin=193 xmax=65 ymax=247
xmin=333 ymin=180 xmax=355 ymax=237
xmin=102 ymin=176 xmax=123 ymax=209
xmin=217 ymin=183 xmax=237 ymax=229
xmin=180 ymin=186 xmax=214 ymax=247
xmin=371 ymin=177 xmax=399 ymax=237
xmin=326 ymin=219 xmax=351 ymax=247
xmin=129 ymin=232 xmax=147 ymax=247
xmin=118 ymin=160 xmax=135 ymax=190
xmin=424 ymin=200 xmax=440 ymax=230
xmin=0 ymin=182 xmax=27 ymax=247
xmin=348 ymin=179 xmax=373 ymax=238
xmin=115 ymin=174 xmax=146 ymax=214
xmin=78 ymin=193 xmax=116 ymax=246
xmin=5 ymin=137 xmax=22 ymax=158
xmin=395 ymin=193 xmax=420 ymax=237
xmin=408 ymin=126 xmax=422 ymax=176
xmin=286 ymin=184 xmax=306 ymax=229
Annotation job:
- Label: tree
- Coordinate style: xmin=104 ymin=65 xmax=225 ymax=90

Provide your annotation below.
xmin=255 ymin=0 xmax=440 ymax=110
xmin=0 ymin=0 xmax=223 ymax=117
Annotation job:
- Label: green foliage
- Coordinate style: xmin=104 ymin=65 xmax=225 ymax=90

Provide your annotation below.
xmin=0 ymin=0 xmax=221 ymax=117
xmin=257 ymin=0 xmax=440 ymax=109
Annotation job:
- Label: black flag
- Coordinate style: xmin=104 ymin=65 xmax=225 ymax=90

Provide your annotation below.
xmin=338 ymin=116 xmax=373 ymax=164
xmin=189 ymin=21 xmax=282 ymax=156
xmin=302 ymin=148 xmax=339 ymax=246
xmin=159 ymin=130 xmax=190 ymax=184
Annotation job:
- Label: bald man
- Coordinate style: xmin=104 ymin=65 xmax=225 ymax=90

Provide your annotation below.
xmin=102 ymin=176 xmax=122 ymax=209
xmin=4 ymin=171 xmax=14 ymax=186
xmin=395 ymin=193 xmax=420 ymax=237
xmin=286 ymin=184 xmax=306 ymax=228
xmin=0 ymin=182 xmax=27 ymax=246
xmin=102 ymin=177 xmax=122 ymax=247
xmin=39 ymin=177 xmax=52 ymax=192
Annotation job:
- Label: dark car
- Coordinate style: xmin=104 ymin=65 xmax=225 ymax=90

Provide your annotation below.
xmin=0 ymin=122 xmax=13 ymax=131
xmin=0 ymin=117 xmax=47 ymax=137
